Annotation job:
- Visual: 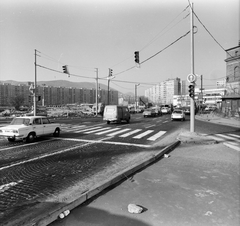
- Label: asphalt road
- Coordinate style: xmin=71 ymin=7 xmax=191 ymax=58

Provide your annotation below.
xmin=0 ymin=113 xmax=239 ymax=225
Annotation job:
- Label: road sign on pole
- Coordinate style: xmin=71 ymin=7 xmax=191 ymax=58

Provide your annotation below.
xmin=187 ymin=73 xmax=197 ymax=83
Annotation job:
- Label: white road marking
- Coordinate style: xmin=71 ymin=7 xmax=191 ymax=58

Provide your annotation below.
xmin=119 ymin=129 xmax=142 ymax=137
xmin=84 ymin=127 xmax=111 ymax=134
xmin=133 ymin=130 xmax=154 ymax=139
xmin=106 ymin=128 xmax=131 ymax=136
xmin=228 ymin=133 xmax=240 ymax=139
xmin=215 ymin=134 xmax=240 ymax=143
xmin=95 ymin=128 xmax=121 ymax=135
xmin=148 ymin=131 xmax=166 ymax=141
xmin=223 ymin=143 xmax=240 ymax=151
xmin=74 ymin=126 xmax=102 ymax=133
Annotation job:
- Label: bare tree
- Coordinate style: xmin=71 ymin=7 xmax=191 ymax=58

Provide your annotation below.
xmin=10 ymin=95 xmax=25 ymax=111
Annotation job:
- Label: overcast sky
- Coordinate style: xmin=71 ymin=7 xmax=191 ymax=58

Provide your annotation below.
xmin=0 ymin=0 xmax=239 ymax=95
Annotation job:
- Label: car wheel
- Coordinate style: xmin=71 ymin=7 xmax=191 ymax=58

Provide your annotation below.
xmin=126 ymin=118 xmax=130 ymax=123
xmin=53 ymin=128 xmax=60 ymax=137
xmin=107 ymin=121 xmax=110 ymax=124
xmin=7 ymin=137 xmax=15 ymax=142
xmin=26 ymin=132 xmax=35 ymax=143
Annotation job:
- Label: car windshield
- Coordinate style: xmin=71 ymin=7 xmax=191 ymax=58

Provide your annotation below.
xmin=10 ymin=118 xmax=30 ymax=126
xmin=173 ymin=111 xmax=182 ymax=114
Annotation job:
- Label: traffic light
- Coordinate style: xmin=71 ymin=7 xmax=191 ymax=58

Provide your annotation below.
xmin=38 ymin=96 xmax=41 ymax=101
xmin=134 ymin=51 xmax=139 ymax=63
xmin=188 ymin=84 xmax=195 ymax=98
xmin=109 ymin=68 xmax=113 ymax=76
xmin=62 ymin=65 xmax=69 ymax=75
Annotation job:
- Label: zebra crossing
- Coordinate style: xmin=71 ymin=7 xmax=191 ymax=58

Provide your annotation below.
xmin=205 ymin=133 xmax=240 ymax=151
xmin=60 ymin=124 xmax=166 ymax=141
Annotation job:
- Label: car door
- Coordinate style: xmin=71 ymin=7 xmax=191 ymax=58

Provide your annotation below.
xmin=42 ymin=118 xmax=54 ymax=135
xmin=32 ymin=118 xmax=44 ymax=136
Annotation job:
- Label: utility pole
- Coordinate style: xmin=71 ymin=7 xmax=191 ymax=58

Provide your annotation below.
xmin=95 ymin=68 xmax=98 ymax=116
xmin=107 ymin=73 xmax=110 ymax=105
xmin=135 ymin=84 xmax=140 ymax=112
xmin=34 ymin=49 xmax=37 ymax=116
xmin=42 ymin=84 xmax=46 ymax=106
xmin=190 ymin=2 xmax=195 ymax=132
xmin=107 ymin=68 xmax=113 ymax=105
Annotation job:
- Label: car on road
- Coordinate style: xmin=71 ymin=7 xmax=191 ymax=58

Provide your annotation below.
xmin=161 ymin=107 xmax=171 ymax=114
xmin=171 ymin=109 xmax=185 ymax=121
xmin=182 ymin=106 xmax=190 ymax=115
xmin=103 ymin=105 xmax=130 ymax=124
xmin=0 ymin=116 xmax=61 ymax=142
xmin=143 ymin=108 xmax=157 ymax=117
xmin=152 ymin=107 xmax=162 ymax=116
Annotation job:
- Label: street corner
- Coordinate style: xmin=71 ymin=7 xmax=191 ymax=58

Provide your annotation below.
xmin=177 ymin=131 xmax=218 ymax=145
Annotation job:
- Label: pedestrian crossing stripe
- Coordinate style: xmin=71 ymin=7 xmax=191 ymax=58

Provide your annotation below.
xmin=215 ymin=134 xmax=240 ymax=143
xmin=133 ymin=130 xmax=154 ymax=139
xmin=96 ymin=128 xmax=121 ymax=135
xmin=84 ymin=127 xmax=111 ymax=134
xmin=60 ymin=125 xmax=167 ymax=141
xmin=107 ymin=128 xmax=131 ymax=136
xmin=228 ymin=133 xmax=240 ymax=139
xmin=148 ymin=131 xmax=166 ymax=141
xmin=119 ymin=129 xmax=142 ymax=137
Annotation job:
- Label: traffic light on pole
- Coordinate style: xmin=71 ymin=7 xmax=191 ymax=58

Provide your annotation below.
xmin=134 ymin=51 xmax=139 ymax=64
xmin=62 ymin=65 xmax=69 ymax=76
xmin=188 ymin=84 xmax=195 ymax=98
xmin=109 ymin=68 xmax=113 ymax=76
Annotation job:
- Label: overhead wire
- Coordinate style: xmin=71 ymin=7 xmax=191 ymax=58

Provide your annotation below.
xmin=110 ymin=5 xmax=190 ymax=69
xmin=187 ymin=0 xmax=234 ymax=58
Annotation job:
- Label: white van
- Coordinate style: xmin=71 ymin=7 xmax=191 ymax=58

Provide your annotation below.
xmin=103 ymin=105 xmax=130 ymax=124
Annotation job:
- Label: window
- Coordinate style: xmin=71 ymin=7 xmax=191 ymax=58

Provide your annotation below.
xmin=42 ymin=118 xmax=50 ymax=124
xmin=33 ymin=118 xmax=42 ymax=125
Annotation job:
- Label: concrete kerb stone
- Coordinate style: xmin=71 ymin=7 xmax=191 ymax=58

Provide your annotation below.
xmin=177 ymin=131 xmax=218 ymax=145
xmin=33 ymin=140 xmax=180 ymax=226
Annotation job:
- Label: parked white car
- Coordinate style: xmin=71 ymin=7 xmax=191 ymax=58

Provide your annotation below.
xmin=171 ymin=110 xmax=186 ymax=121
xmin=0 ymin=116 xmax=61 ymax=142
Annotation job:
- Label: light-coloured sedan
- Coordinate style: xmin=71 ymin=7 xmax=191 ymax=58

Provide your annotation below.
xmin=171 ymin=110 xmax=186 ymax=121
xmin=0 ymin=116 xmax=61 ymax=142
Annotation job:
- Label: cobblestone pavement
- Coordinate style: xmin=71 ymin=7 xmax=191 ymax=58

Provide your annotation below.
xmin=49 ymin=142 xmax=240 ymax=226
xmin=0 ymin=141 xmax=164 ymax=226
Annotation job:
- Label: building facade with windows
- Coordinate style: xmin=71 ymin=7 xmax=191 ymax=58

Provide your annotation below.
xmin=0 ymin=83 xmax=118 ymax=108
xmin=222 ymin=41 xmax=240 ymax=116
xmin=144 ymin=78 xmax=182 ymax=105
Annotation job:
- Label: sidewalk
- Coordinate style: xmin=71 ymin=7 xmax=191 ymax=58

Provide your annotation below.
xmin=195 ymin=113 xmax=240 ymax=128
xmin=49 ymin=124 xmax=240 ymax=226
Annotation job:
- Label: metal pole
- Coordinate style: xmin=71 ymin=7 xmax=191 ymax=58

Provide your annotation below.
xmin=190 ymin=2 xmax=195 ymax=132
xmin=135 ymin=85 xmax=137 ymax=112
xmin=34 ymin=49 xmax=37 ymax=116
xmin=42 ymin=84 xmax=45 ymax=106
xmin=108 ymin=69 xmax=110 ymax=105
xmin=95 ymin=68 xmax=98 ymax=116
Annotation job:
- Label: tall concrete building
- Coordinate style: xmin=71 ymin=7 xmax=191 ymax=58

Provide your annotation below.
xmin=0 ymin=82 xmax=118 ymax=108
xmin=144 ymin=77 xmax=182 ymax=105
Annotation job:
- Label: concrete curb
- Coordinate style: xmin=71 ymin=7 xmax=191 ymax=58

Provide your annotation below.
xmin=28 ymin=141 xmax=180 ymax=226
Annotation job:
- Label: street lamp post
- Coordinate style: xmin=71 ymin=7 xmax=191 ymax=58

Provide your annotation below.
xmin=42 ymin=84 xmax=46 ymax=106
xmin=135 ymin=84 xmax=140 ymax=112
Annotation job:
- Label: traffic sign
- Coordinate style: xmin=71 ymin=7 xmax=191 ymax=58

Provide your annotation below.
xmin=187 ymin=74 xmax=197 ymax=83
xmin=29 ymin=84 xmax=35 ymax=94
